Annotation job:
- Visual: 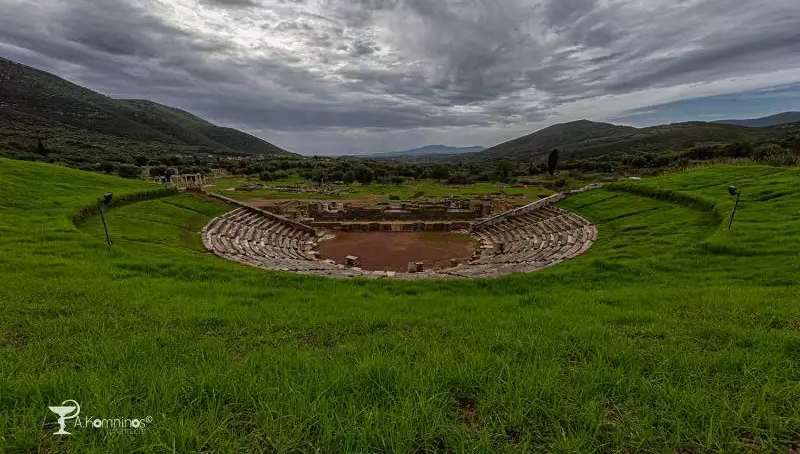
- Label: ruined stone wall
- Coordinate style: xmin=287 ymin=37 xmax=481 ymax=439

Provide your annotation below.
xmin=312 ymin=209 xmax=478 ymax=221
xmin=312 ymin=221 xmax=471 ymax=232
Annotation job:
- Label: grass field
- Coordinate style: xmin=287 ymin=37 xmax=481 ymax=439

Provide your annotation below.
xmin=1 ymin=159 xmax=799 ymax=452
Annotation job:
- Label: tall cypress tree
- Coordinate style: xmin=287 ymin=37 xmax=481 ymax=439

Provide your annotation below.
xmin=547 ymin=149 xmax=559 ymax=176
xmin=36 ymin=139 xmax=47 ymax=155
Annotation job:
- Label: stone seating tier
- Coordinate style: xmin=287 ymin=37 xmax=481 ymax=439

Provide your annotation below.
xmin=202 ymin=200 xmax=597 ymax=279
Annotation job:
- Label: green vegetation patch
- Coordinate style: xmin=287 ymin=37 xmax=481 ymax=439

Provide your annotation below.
xmin=1 ymin=159 xmax=799 ymax=452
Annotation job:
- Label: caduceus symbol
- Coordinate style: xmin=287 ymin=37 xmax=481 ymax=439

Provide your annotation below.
xmin=48 ymin=400 xmax=81 ymax=435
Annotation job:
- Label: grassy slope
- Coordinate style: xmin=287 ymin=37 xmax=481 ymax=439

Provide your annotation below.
xmin=1 ymin=160 xmax=799 ymax=452
xmin=0 ymin=58 xmax=292 ymax=160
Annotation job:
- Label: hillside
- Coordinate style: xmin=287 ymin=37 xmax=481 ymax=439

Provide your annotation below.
xmin=2 ymin=158 xmax=800 ymax=451
xmin=116 ymin=99 xmax=290 ymax=156
xmin=465 ymin=119 xmax=786 ymax=162
xmin=475 ymin=120 xmax=638 ymax=160
xmin=715 ymin=111 xmax=800 ymax=127
xmin=0 ymin=57 xmax=292 ymax=164
xmin=368 ymin=144 xmax=485 ymax=158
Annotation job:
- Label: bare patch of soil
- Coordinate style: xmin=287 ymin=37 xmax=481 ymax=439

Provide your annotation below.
xmin=317 ymin=231 xmax=475 ymax=272
xmin=3 ymin=330 xmax=28 ymax=349
xmin=455 ymin=397 xmax=480 ymax=432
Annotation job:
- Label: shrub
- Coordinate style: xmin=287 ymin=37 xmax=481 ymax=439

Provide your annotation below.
xmin=447 ymin=173 xmax=472 ymax=185
xmin=552 ymin=176 xmax=568 ymax=189
xmin=98 ymin=161 xmax=115 ymax=173
xmin=116 ymin=164 xmax=142 ymax=179
xmin=429 ymin=165 xmax=450 ymax=180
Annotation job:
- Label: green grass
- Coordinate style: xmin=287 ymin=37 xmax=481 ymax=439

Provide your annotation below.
xmin=1 ymin=159 xmax=799 ymax=452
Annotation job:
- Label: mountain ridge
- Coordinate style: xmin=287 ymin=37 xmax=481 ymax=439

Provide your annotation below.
xmin=714 ymin=112 xmax=800 ymax=128
xmin=367 ymin=144 xmax=485 ymax=158
xmin=455 ymin=118 xmax=790 ymax=162
xmin=0 ymin=57 xmax=293 ymax=157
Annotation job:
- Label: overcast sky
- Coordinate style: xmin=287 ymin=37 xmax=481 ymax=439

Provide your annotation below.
xmin=1 ymin=0 xmax=799 ymax=155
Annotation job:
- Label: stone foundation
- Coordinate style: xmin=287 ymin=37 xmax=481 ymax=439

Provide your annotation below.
xmin=312 ymin=221 xmax=471 ymax=232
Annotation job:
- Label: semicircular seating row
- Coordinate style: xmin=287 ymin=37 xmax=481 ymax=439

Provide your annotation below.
xmin=445 ymin=206 xmax=597 ymax=278
xmin=202 ymin=205 xmax=596 ymax=279
xmin=201 ymin=207 xmax=341 ymax=274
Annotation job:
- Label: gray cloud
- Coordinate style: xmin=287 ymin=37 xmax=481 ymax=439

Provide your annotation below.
xmin=1 ymin=0 xmax=799 ymax=155
xmin=200 ymin=0 xmax=262 ymax=7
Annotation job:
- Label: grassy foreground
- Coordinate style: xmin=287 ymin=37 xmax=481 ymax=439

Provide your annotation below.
xmin=1 ymin=159 xmax=799 ymax=453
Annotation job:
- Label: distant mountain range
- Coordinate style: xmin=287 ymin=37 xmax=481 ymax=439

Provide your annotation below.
xmin=715 ymin=112 xmax=800 ymax=128
xmin=367 ymin=144 xmax=485 ymax=158
xmin=447 ymin=117 xmax=797 ymax=163
xmin=364 ymin=112 xmax=799 ymax=164
xmin=2 ymin=56 xmax=797 ymax=166
xmin=0 ymin=57 xmax=292 ymax=157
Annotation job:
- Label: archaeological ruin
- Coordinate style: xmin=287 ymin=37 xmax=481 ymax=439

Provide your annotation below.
xmin=201 ymin=189 xmax=600 ymax=279
xmin=171 ymin=173 xmax=209 ymax=190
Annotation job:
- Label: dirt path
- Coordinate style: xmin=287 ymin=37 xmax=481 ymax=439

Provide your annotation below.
xmin=317 ymin=231 xmax=476 ymax=272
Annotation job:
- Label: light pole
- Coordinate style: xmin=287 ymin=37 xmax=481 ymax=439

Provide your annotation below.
xmin=727 ymin=186 xmax=741 ymax=230
xmin=98 ymin=192 xmax=113 ymax=246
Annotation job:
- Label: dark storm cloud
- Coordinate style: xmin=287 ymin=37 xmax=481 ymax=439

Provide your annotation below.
xmin=59 ymin=1 xmax=181 ymax=58
xmin=1 ymin=0 xmax=799 ymax=154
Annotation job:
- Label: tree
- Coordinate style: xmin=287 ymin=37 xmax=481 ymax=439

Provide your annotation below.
xmin=374 ymin=168 xmax=388 ymax=180
xmin=310 ymin=168 xmax=326 ymax=185
xmin=116 ymin=164 xmax=142 ymax=179
xmin=547 ymin=149 xmax=559 ymax=176
xmin=495 ymin=160 xmax=514 ymax=180
xmin=98 ymin=161 xmax=115 ymax=173
xmin=447 ymin=173 xmax=472 ymax=185
xmin=353 ymin=166 xmax=374 ymax=185
xmin=150 ymin=165 xmax=169 ymax=177
xmin=429 ymin=164 xmax=450 ymax=180
xmin=36 ymin=139 xmax=47 ymax=155
xmin=722 ymin=142 xmax=753 ymax=158
xmin=329 ymin=170 xmax=345 ymax=182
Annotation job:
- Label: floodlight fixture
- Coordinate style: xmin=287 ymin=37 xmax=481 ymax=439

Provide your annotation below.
xmin=727 ymin=186 xmax=741 ymax=230
xmin=97 ymin=193 xmax=113 ymax=246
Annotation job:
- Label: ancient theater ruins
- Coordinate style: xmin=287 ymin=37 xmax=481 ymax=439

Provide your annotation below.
xmin=201 ymin=189 xmax=599 ymax=279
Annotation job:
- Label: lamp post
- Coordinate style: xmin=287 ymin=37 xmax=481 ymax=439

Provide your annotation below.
xmin=98 ymin=192 xmax=113 ymax=246
xmin=727 ymin=186 xmax=741 ymax=230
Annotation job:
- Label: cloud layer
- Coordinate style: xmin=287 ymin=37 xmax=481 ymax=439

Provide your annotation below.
xmin=1 ymin=0 xmax=799 ymax=154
